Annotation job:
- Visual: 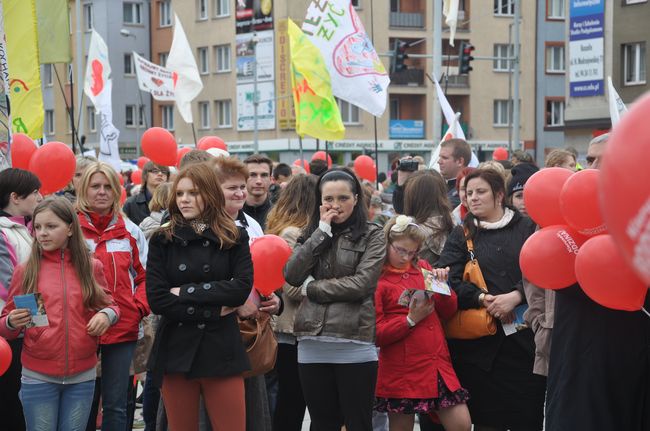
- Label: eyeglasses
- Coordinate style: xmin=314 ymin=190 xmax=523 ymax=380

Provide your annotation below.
xmin=586 ymin=156 xmax=597 ymax=165
xmin=390 ymin=243 xmax=418 ymax=259
xmin=149 ymin=169 xmax=167 ymax=175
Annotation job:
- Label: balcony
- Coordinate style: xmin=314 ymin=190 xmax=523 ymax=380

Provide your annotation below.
xmin=443 ymin=75 xmax=469 ymax=88
xmin=390 ymin=68 xmax=424 ymax=86
xmin=389 ymin=12 xmax=424 ymax=28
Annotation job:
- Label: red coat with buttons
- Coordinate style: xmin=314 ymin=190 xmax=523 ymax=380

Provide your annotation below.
xmin=375 ymin=260 xmax=461 ymax=399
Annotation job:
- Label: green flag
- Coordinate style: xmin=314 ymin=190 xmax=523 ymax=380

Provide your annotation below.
xmin=36 ymin=0 xmax=71 ymax=64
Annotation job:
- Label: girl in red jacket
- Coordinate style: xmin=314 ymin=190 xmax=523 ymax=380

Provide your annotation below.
xmin=0 ymin=197 xmax=119 ymax=431
xmin=375 ymin=215 xmax=471 ymax=431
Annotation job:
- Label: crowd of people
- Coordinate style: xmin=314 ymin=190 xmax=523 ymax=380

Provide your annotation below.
xmin=0 ymin=133 xmax=648 ymax=431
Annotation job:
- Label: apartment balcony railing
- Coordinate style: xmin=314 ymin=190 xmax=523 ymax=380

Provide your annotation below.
xmin=389 ymin=12 xmax=424 ymax=28
xmin=443 ymin=74 xmax=469 ymax=88
xmin=390 ymin=68 xmax=425 ymax=86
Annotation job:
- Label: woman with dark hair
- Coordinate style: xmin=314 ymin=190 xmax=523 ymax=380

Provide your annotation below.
xmin=436 ymin=169 xmax=546 ymax=431
xmin=123 ymin=161 xmax=170 ymax=225
xmin=403 ymin=170 xmax=454 ymax=265
xmin=284 ymin=168 xmax=386 ymax=431
xmin=0 ymin=168 xmax=42 ymax=431
xmin=266 ymin=174 xmax=317 ymax=431
xmin=146 ymin=163 xmax=252 ymax=430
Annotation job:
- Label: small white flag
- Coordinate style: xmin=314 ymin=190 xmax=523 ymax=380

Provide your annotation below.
xmin=133 ymin=52 xmax=176 ymax=101
xmin=607 ymin=76 xmax=628 ymax=127
xmin=443 ymin=0 xmax=460 ymax=47
xmin=166 ymin=14 xmax=203 ymax=124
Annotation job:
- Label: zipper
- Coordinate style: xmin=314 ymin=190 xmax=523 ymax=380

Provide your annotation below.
xmin=61 ymin=249 xmax=69 ymax=383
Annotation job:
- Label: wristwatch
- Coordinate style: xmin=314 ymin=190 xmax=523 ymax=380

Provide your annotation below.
xmin=478 ymin=293 xmax=486 ymax=307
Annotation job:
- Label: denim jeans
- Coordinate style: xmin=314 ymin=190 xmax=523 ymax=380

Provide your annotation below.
xmin=99 ymin=341 xmax=136 ymax=431
xmin=20 ymin=380 xmax=95 ymax=431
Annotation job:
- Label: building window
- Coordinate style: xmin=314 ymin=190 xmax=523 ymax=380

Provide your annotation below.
xmin=159 ymin=1 xmax=172 ymax=27
xmin=126 ymin=105 xmax=136 ymax=127
xmin=124 ymin=53 xmax=134 ymax=75
xmin=159 ymin=52 xmax=168 ymax=67
xmin=623 ymin=42 xmax=646 ymax=85
xmin=215 ymin=0 xmax=229 ymax=16
xmin=214 ymin=44 xmax=231 ymax=72
xmin=162 ymin=105 xmax=175 ymax=130
xmin=215 ymin=100 xmax=232 ymax=128
xmin=390 ymin=0 xmax=399 ymax=13
xmin=197 ymin=0 xmax=208 ymax=20
xmin=45 ymin=110 xmax=55 ymax=135
xmin=87 ymin=107 xmax=97 ymax=132
xmin=198 ymin=47 xmax=209 ymax=74
xmin=389 ymin=98 xmax=400 ymax=120
xmin=43 ymin=64 xmax=53 ymax=86
xmin=545 ymin=44 xmax=565 ymax=73
xmin=199 ymin=102 xmax=210 ymax=129
xmin=547 ymin=0 xmax=565 ymax=19
xmin=493 ymin=99 xmax=511 ymax=127
xmin=545 ymin=98 xmax=565 ymax=127
xmin=493 ymin=44 xmax=513 ymax=72
xmin=351 ymin=0 xmax=360 ymax=8
xmin=494 ymin=0 xmax=514 ymax=16
xmin=138 ymin=105 xmax=146 ymax=127
xmin=123 ymin=2 xmax=143 ymax=24
xmin=338 ymin=99 xmax=360 ymax=125
xmin=83 ymin=3 xmax=93 ymax=31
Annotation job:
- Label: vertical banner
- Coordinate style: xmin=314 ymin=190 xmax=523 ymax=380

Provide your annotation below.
xmin=3 ymin=0 xmax=44 ymax=139
xmin=569 ymin=0 xmax=604 ymax=97
xmin=276 ymin=19 xmax=295 ymax=130
xmin=0 ymin=1 xmax=11 ymax=169
xmin=35 ymin=0 xmax=71 ymax=64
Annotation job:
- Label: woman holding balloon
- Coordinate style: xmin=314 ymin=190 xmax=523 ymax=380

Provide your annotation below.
xmin=146 ymin=163 xmax=253 ymax=431
xmin=435 ymin=169 xmax=546 ymax=431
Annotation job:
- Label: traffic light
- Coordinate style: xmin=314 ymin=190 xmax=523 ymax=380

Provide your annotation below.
xmin=392 ymin=39 xmax=409 ymax=73
xmin=458 ymin=41 xmax=475 ymax=74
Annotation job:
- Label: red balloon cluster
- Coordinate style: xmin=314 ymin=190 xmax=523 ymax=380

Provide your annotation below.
xmin=311 ymin=151 xmax=332 ymax=168
xmin=198 ymin=136 xmax=227 ymax=151
xmin=353 ymin=155 xmax=376 ymax=182
xmin=524 ymin=168 xmax=573 ymax=228
xmin=10 ymin=133 xmax=37 ymax=169
xmin=292 ymin=159 xmax=310 ymax=174
xmin=250 ymin=235 xmax=293 ymax=297
xmin=0 ymin=336 xmax=12 ymax=376
xmin=141 ymin=127 xmax=177 ymax=166
xmin=29 ymin=142 xmax=76 ymax=195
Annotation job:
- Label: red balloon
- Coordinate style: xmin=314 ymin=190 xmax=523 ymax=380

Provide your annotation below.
xmin=602 ymin=92 xmax=650 ymax=285
xmin=197 ymin=136 xmax=227 ymax=151
xmin=520 ymin=225 xmax=588 ymax=290
xmin=131 ymin=170 xmax=143 ymax=185
xmin=311 ymin=151 xmax=332 ymax=168
xmin=28 ymin=142 xmax=75 ymax=195
xmin=141 ymin=127 xmax=177 ymax=166
xmin=576 ymin=235 xmax=647 ymax=311
xmin=177 ymin=147 xmax=192 ymax=167
xmin=353 ymin=155 xmax=376 ymax=182
xmin=0 ymin=337 xmax=11 ymax=376
xmin=10 ymin=133 xmax=37 ymax=169
xmin=120 ymin=187 xmax=127 ymax=205
xmin=250 ymin=235 xmax=293 ymax=297
xmin=137 ymin=156 xmax=150 ymax=169
xmin=118 ymin=174 xmax=125 ymax=186
xmin=292 ymin=159 xmax=310 ymax=174
xmin=560 ymin=169 xmax=606 ymax=236
xmin=493 ymin=147 xmax=508 ymax=161
xmin=523 ymin=168 xmax=573 ymax=227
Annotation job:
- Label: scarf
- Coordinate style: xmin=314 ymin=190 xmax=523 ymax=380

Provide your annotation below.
xmin=89 ymin=212 xmax=114 ymax=233
xmin=474 ymin=207 xmax=515 ymax=230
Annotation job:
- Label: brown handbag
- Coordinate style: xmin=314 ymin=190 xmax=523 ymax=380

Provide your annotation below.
xmin=238 ymin=312 xmax=278 ymax=378
xmin=444 ymin=235 xmax=498 ymax=339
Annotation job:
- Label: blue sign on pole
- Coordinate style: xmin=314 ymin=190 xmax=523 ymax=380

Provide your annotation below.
xmin=569 ymin=0 xmax=605 ymax=97
xmin=389 ymin=120 xmax=425 ymax=139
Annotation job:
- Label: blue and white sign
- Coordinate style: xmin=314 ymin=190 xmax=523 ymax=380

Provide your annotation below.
xmin=389 ymin=120 xmax=425 ymax=139
xmin=569 ymin=0 xmax=604 ymax=97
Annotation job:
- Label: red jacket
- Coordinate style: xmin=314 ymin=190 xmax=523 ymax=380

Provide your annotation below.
xmin=375 ymin=260 xmax=461 ymax=399
xmin=0 ymin=250 xmax=119 ymax=377
xmin=78 ymin=212 xmax=149 ymax=344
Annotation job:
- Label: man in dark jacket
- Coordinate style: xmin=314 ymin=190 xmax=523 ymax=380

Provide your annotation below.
xmin=437 ymin=139 xmax=471 ymax=208
xmin=242 ymin=154 xmax=273 ymax=230
xmin=123 ymin=161 xmax=169 ymax=225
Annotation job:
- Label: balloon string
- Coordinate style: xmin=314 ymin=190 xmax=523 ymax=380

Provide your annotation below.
xmin=642 ymin=307 xmax=650 ymax=319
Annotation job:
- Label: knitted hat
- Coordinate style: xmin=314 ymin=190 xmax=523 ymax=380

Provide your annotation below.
xmin=508 ymin=163 xmax=539 ymax=196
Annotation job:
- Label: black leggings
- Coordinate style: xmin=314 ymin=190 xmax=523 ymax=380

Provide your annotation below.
xmin=272 ymin=343 xmax=306 ymax=431
xmin=298 ymin=361 xmax=377 ymax=431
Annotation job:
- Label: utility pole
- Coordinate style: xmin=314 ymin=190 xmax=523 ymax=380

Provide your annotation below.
xmin=512 ymin=0 xmax=521 ymax=155
xmin=432 ymin=0 xmax=442 ymax=143
xmin=252 ymin=33 xmax=259 ymax=154
xmin=75 ymin=0 xmax=84 ymax=143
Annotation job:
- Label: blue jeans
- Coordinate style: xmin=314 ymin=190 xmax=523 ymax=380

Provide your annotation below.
xmin=20 ymin=380 xmax=95 ymax=431
xmin=100 ymin=341 xmax=136 ymax=431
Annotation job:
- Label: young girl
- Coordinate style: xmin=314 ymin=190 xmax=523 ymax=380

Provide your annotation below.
xmin=374 ymin=215 xmax=471 ymax=431
xmin=0 ymin=197 xmax=119 ymax=431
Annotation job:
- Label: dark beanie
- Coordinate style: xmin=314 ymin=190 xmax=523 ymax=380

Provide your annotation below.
xmin=508 ymin=163 xmax=539 ymax=196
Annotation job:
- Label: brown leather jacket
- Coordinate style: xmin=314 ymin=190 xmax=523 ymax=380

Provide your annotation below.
xmin=284 ymin=222 xmax=386 ymax=343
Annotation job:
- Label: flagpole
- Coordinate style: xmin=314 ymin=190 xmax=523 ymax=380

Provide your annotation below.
xmin=191 ymin=123 xmax=198 ymax=146
xmin=75 ymin=0 xmax=84 ymax=144
xmin=54 ymin=65 xmax=79 ymax=153
xmin=370 ymin=0 xmax=379 ymax=190
xmin=432 ymin=0 xmax=443 ymax=144
xmin=298 ymin=136 xmax=304 ymax=165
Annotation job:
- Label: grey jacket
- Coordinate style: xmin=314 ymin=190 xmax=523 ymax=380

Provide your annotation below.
xmin=273 ymin=226 xmax=305 ymax=336
xmin=284 ymin=222 xmax=386 ymax=343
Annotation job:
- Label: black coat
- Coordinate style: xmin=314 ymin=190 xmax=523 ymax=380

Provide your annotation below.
xmin=146 ymin=225 xmax=253 ymax=386
xmin=123 ymin=190 xmax=151 ymax=226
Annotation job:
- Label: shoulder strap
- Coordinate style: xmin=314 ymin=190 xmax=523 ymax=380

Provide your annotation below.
xmin=463 ymin=228 xmax=475 ymax=259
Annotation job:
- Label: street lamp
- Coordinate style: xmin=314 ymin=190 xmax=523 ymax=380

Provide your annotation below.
xmin=120 ymin=28 xmax=142 ymax=156
xmin=251 ymin=33 xmax=259 ymax=154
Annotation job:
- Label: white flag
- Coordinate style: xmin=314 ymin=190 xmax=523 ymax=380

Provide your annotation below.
xmin=166 ymin=14 xmax=203 ymax=124
xmin=133 ymin=52 xmax=176 ymax=101
xmin=607 ymin=76 xmax=628 ymax=127
xmin=84 ymin=30 xmax=121 ymax=171
xmin=443 ymin=0 xmax=460 ymax=47
xmin=302 ymin=0 xmax=390 ymax=117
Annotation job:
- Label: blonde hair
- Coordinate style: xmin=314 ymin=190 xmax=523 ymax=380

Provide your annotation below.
xmin=383 ymin=216 xmax=426 ymax=265
xmin=76 ymin=162 xmax=123 ymax=215
xmin=545 ymin=149 xmax=575 ymax=168
xmin=266 ymin=174 xmax=317 ymax=236
xmin=478 ymin=160 xmax=506 ymax=179
xmin=148 ymin=182 xmax=172 ymax=212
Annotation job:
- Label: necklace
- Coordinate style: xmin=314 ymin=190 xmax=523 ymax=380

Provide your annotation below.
xmin=190 ymin=219 xmax=208 ymax=234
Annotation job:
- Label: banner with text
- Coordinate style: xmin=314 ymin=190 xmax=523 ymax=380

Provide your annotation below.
xmin=569 ymin=0 xmax=604 ymax=97
xmin=133 ymin=52 xmax=176 ymax=101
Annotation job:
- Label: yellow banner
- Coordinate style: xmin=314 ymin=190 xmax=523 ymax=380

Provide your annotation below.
xmin=275 ymin=19 xmax=295 ymax=131
xmin=4 ymin=0 xmax=44 ymax=139
xmin=36 ymin=0 xmax=71 ymax=64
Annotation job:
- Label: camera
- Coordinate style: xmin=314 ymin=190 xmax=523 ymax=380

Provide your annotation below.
xmin=397 ymin=158 xmax=419 ymax=172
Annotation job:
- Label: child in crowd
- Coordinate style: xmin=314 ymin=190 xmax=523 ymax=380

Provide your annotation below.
xmin=374 ymin=215 xmax=471 ymax=431
xmin=0 ymin=197 xmax=119 ymax=431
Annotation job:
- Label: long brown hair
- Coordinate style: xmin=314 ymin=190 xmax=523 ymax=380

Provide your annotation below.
xmin=76 ymin=162 xmax=123 ymax=215
xmin=163 ymin=163 xmax=239 ymax=248
xmin=23 ymin=197 xmax=110 ymax=310
xmin=403 ymin=170 xmax=454 ymax=234
xmin=266 ymin=174 xmax=317 ymax=236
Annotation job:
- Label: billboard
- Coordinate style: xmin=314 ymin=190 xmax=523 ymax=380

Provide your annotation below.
xmin=569 ymin=0 xmax=604 ymax=97
xmin=235 ymin=0 xmax=273 ymax=34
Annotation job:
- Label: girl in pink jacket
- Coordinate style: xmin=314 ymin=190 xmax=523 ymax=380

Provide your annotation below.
xmin=0 ymin=197 xmax=119 ymax=431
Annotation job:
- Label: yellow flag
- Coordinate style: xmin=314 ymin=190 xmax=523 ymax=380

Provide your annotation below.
xmin=36 ymin=0 xmax=71 ymax=64
xmin=4 ymin=0 xmax=44 ymax=139
xmin=288 ymin=19 xmax=344 ymax=141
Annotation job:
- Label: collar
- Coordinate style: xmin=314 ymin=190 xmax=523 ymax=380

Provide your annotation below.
xmin=474 ymin=207 xmax=516 ymax=230
xmin=244 ymin=198 xmax=271 ymax=212
xmin=236 ymin=210 xmax=249 ymax=227
xmin=42 ymin=247 xmax=72 ymax=263
xmin=171 ymin=223 xmax=221 ymax=244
